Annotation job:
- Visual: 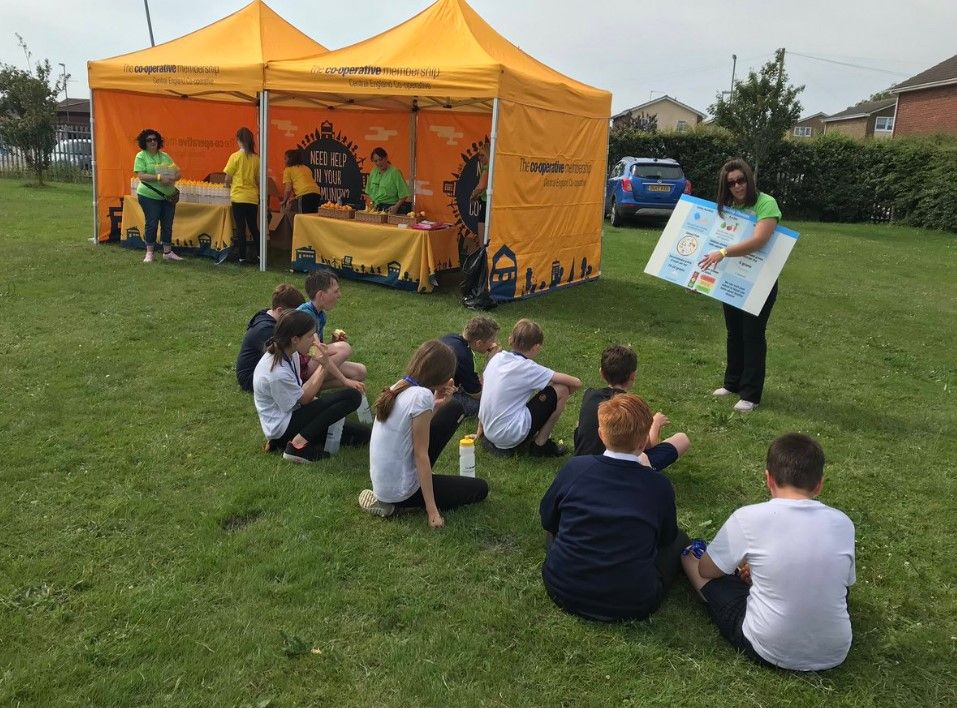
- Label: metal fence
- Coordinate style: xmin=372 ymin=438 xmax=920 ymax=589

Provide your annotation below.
xmin=0 ymin=123 xmax=93 ymax=180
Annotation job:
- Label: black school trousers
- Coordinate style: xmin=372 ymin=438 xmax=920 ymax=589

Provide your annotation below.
xmin=722 ymin=281 xmax=778 ymax=404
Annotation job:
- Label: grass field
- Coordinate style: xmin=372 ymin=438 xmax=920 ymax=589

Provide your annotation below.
xmin=1 ymin=179 xmax=955 ymax=707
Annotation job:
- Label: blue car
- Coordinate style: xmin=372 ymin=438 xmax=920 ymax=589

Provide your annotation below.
xmin=605 ymin=157 xmax=691 ymax=226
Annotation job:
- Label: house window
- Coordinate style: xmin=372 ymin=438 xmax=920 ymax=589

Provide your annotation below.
xmin=793 ymin=126 xmax=813 ymax=137
xmin=676 ymin=120 xmax=689 ymax=133
xmin=875 ymin=116 xmax=894 ymax=132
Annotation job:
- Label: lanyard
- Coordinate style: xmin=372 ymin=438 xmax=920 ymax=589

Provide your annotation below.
xmin=282 ymin=352 xmax=301 ymax=386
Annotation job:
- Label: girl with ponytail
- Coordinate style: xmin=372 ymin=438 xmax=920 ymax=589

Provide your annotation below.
xmin=252 ymin=310 xmax=361 ymax=463
xmin=360 ymin=340 xmax=488 ymax=527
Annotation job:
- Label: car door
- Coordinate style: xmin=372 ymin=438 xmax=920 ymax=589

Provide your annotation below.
xmin=606 ymin=161 xmax=624 ymax=207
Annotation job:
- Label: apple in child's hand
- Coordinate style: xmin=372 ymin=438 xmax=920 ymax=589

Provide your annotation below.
xmin=332 ymin=328 xmax=347 ymax=342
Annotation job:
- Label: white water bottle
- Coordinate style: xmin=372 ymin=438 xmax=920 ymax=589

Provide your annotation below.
xmin=324 ymin=418 xmax=345 ymax=455
xmin=356 ymin=394 xmax=374 ymax=424
xmin=459 ymin=437 xmax=476 ymax=477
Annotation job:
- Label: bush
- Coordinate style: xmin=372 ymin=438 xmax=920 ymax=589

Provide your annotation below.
xmin=608 ymin=129 xmax=957 ymax=233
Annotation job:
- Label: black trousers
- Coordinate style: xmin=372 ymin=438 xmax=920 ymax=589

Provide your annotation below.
xmin=274 ymin=389 xmax=362 ymax=447
xmin=231 ymin=202 xmax=259 ymax=259
xmin=299 ymin=193 xmax=321 ymax=214
xmin=394 ymin=400 xmax=489 ymax=511
xmin=722 ymin=281 xmax=778 ymax=404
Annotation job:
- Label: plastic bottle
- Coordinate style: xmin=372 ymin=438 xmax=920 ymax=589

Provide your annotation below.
xmin=356 ymin=394 xmax=374 ymax=424
xmin=324 ymin=418 xmax=345 ymax=455
xmin=459 ymin=437 xmax=476 ymax=477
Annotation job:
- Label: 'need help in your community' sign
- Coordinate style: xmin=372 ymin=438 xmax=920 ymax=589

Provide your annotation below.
xmin=644 ymin=195 xmax=799 ymax=315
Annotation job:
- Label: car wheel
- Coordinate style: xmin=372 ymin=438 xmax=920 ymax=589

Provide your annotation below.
xmin=609 ymin=198 xmax=623 ymax=227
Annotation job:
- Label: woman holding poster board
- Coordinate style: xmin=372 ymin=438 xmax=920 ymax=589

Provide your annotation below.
xmin=699 ymin=159 xmax=782 ymax=413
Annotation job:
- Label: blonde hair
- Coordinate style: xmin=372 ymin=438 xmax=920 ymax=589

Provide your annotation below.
xmin=597 ymin=393 xmax=653 ymax=452
xmin=509 ymin=318 xmax=543 ymax=352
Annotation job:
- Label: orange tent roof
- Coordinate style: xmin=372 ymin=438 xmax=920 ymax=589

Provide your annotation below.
xmin=88 ymin=1 xmax=327 ymax=101
xmin=265 ymin=0 xmax=610 ymax=119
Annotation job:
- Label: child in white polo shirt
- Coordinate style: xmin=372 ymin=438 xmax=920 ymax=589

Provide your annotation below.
xmin=478 ymin=318 xmax=581 ymax=457
xmin=682 ymin=433 xmax=856 ymax=671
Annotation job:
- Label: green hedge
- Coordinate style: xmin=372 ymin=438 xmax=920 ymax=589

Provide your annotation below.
xmin=608 ymin=128 xmax=957 ymax=232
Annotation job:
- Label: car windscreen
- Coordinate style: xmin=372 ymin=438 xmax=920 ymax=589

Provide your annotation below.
xmin=631 ymin=164 xmax=684 ymax=180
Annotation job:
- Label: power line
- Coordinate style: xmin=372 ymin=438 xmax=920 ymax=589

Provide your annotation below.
xmin=788 ymin=51 xmax=910 ymax=77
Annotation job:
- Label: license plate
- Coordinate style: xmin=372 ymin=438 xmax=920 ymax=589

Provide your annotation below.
xmin=648 ymin=184 xmax=670 ymax=192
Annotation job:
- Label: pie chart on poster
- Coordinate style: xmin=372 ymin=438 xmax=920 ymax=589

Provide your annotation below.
xmin=676 ymin=235 xmax=698 ymax=256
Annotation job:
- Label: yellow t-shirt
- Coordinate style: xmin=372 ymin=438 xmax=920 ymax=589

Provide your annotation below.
xmin=224 ymin=150 xmax=260 ymax=204
xmin=283 ymin=165 xmax=321 ymax=197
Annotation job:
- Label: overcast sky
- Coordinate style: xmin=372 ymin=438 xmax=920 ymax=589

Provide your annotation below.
xmin=1 ymin=0 xmax=954 ymax=117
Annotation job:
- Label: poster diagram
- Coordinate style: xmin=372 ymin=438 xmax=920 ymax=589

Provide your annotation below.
xmin=644 ymin=195 xmax=799 ymax=315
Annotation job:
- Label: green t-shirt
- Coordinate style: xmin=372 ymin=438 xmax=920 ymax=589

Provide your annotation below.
xmin=734 ymin=192 xmax=781 ymax=221
xmin=366 ymin=164 xmax=411 ymax=207
xmin=134 ymin=150 xmax=177 ymax=200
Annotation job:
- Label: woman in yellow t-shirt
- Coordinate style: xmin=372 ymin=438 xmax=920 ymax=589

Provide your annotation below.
xmin=281 ymin=149 xmax=322 ymax=214
xmin=221 ymin=127 xmax=261 ymax=265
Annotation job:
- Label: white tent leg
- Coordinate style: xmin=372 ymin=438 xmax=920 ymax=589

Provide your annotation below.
xmin=258 ymin=90 xmax=269 ymax=271
xmin=482 ymin=97 xmax=500 ymax=247
xmin=90 ymin=89 xmax=99 ymax=244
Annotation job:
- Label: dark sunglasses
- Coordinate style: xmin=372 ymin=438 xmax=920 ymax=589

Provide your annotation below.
xmin=726 ymin=177 xmax=747 ymax=187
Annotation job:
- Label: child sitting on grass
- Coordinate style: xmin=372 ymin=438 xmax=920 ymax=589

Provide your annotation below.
xmin=439 ymin=315 xmax=501 ymax=418
xmin=359 ymin=340 xmax=488 ymax=528
xmin=540 ymin=393 xmax=689 ymax=621
xmin=574 ymin=344 xmax=690 ymax=469
xmin=478 ymin=319 xmax=581 ymax=457
xmin=682 ymin=433 xmax=856 ymax=671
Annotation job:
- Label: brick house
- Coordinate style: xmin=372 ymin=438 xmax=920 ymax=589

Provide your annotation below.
xmin=611 ymin=96 xmax=705 ymax=133
xmin=791 ymin=112 xmax=827 ymax=139
xmin=56 ymin=98 xmax=91 ymax=139
xmin=822 ymin=99 xmax=896 ymax=139
xmin=889 ymin=54 xmax=957 ymax=136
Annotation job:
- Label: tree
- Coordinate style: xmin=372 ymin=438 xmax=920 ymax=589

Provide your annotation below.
xmin=614 ymin=111 xmax=658 ymax=133
xmin=709 ymin=49 xmax=803 ymax=176
xmin=867 ymin=89 xmax=893 ymax=102
xmin=0 ymin=36 xmax=66 ymax=185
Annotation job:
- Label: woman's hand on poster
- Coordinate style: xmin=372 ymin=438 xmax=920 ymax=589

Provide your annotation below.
xmin=698 ymin=250 xmax=725 ymax=270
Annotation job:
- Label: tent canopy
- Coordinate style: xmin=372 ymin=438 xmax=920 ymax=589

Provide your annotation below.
xmin=88 ymin=0 xmax=327 ymax=102
xmin=266 ymin=0 xmax=610 ymax=118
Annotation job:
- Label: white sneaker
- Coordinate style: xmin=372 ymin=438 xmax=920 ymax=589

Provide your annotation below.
xmin=733 ymin=400 xmax=758 ymax=412
xmin=712 ymin=387 xmax=734 ymax=397
xmin=143 ymin=250 xmax=155 ymax=263
xmin=162 ymin=250 xmax=183 ymax=262
xmin=359 ymin=489 xmax=395 ymax=517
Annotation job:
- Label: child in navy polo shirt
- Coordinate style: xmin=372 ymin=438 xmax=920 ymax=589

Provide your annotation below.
xmin=574 ymin=344 xmax=690 ymax=470
xmin=439 ymin=315 xmax=500 ymax=418
xmin=478 ymin=319 xmax=581 ymax=457
xmin=540 ymin=393 xmax=689 ymax=621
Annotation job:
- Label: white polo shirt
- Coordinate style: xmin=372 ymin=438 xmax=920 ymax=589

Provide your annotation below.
xmin=478 ymin=351 xmax=554 ymax=449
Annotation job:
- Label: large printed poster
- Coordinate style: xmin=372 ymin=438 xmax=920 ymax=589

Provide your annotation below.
xmin=644 ymin=195 xmax=799 ymax=315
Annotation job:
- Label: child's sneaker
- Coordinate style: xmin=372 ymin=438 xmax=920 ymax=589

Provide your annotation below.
xmin=162 ymin=250 xmax=183 ymax=262
xmin=712 ymin=387 xmax=734 ymax=396
xmin=530 ymin=438 xmax=567 ymax=457
xmin=481 ymin=436 xmax=515 ymax=458
xmin=733 ymin=400 xmax=758 ymax=413
xmin=282 ymin=441 xmax=329 ymax=463
xmin=143 ymin=250 xmax=155 ymax=263
xmin=358 ymin=489 xmax=395 ymax=517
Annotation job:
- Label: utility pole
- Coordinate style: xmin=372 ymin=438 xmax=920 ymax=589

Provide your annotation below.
xmin=58 ymin=63 xmax=69 ymax=136
xmin=730 ymin=54 xmax=737 ymax=103
xmin=144 ymin=0 xmax=156 ymax=47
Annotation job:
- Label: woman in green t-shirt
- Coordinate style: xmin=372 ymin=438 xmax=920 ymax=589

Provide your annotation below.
xmin=364 ymin=147 xmax=412 ymax=214
xmin=699 ymin=158 xmax=783 ymax=413
xmin=133 ymin=128 xmax=182 ymax=263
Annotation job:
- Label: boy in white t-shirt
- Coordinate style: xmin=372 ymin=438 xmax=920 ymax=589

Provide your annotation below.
xmin=478 ymin=319 xmax=582 ymax=457
xmin=682 ymin=433 xmax=856 ymax=671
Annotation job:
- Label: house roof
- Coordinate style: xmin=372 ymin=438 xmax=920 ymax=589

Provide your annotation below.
xmin=56 ymin=98 xmax=90 ymax=113
xmin=891 ymin=54 xmax=957 ymax=94
xmin=612 ymin=95 xmax=706 ymax=120
xmin=822 ymin=98 xmax=896 ymax=122
xmin=796 ymin=111 xmax=827 ymax=123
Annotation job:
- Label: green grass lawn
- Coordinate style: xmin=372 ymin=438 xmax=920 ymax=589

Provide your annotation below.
xmin=1 ymin=179 xmax=955 ymax=707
